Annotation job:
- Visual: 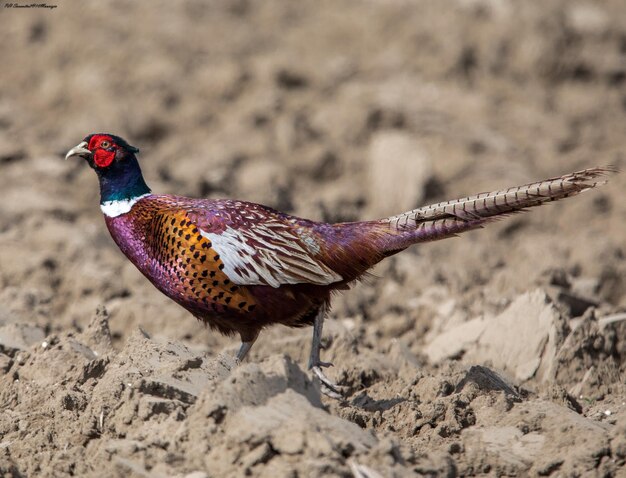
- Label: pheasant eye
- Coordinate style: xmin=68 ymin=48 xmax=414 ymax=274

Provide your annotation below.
xmin=100 ymin=140 xmax=111 ymax=149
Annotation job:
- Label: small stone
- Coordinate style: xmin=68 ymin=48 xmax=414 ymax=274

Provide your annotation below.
xmin=566 ymin=4 xmax=609 ymax=34
xmin=15 ymin=352 xmax=29 ymax=366
xmin=0 ymin=353 xmax=11 ymax=373
xmin=184 ymin=473 xmax=209 ymax=478
xmin=240 ymin=442 xmax=274 ymax=469
xmin=0 ymin=143 xmax=26 ymax=164
xmin=0 ymin=324 xmax=45 ymax=355
xmin=466 ymin=289 xmax=564 ymax=382
xmin=271 ymin=428 xmax=305 ymax=455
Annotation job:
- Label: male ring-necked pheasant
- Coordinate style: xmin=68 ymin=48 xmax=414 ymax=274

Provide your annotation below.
xmin=66 ymin=133 xmax=614 ymax=397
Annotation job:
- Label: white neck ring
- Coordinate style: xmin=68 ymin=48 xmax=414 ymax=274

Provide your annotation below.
xmin=100 ymin=193 xmax=151 ymax=217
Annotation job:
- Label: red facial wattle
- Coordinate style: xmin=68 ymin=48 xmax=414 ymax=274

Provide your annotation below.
xmin=94 ymin=148 xmax=115 ymax=168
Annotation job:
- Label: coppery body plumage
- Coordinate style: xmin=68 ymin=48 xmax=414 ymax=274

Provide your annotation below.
xmin=104 ymin=196 xmax=356 ymax=342
xmin=66 ymin=133 xmax=615 ymax=398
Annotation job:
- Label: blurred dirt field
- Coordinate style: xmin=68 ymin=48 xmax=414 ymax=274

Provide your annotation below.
xmin=1 ymin=1 xmax=626 ymax=476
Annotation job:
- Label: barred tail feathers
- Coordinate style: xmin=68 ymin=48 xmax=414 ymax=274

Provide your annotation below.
xmin=378 ymin=167 xmax=616 ymax=252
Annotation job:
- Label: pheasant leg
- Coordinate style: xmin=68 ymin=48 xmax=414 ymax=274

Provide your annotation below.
xmin=308 ymin=306 xmax=343 ymax=399
xmin=236 ymin=334 xmax=258 ymax=363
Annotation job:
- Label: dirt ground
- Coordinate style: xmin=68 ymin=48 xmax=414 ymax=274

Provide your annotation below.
xmin=1 ymin=1 xmax=626 ymax=476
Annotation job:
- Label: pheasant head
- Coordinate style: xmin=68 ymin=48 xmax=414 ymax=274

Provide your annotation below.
xmin=66 ymin=133 xmax=151 ymax=209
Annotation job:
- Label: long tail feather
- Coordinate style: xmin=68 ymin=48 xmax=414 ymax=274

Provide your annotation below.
xmin=379 ymin=166 xmax=617 ymax=251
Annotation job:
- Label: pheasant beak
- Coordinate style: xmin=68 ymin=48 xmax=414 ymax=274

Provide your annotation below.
xmin=65 ymin=141 xmax=91 ymax=160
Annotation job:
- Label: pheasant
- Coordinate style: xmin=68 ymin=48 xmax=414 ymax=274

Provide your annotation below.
xmin=66 ymin=133 xmax=614 ymax=398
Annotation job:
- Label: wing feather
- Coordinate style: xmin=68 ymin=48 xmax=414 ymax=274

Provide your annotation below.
xmin=149 ymin=198 xmax=343 ymax=288
xmin=200 ymin=223 xmax=342 ymax=288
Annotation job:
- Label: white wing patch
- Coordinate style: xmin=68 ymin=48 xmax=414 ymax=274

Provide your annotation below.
xmin=201 ymin=224 xmax=342 ymax=288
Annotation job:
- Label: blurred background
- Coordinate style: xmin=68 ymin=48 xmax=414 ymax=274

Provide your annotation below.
xmin=1 ymin=0 xmax=624 ymax=345
xmin=1 ymin=1 xmax=625 ymax=476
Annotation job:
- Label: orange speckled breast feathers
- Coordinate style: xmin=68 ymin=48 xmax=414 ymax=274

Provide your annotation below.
xmin=147 ymin=210 xmax=257 ymax=313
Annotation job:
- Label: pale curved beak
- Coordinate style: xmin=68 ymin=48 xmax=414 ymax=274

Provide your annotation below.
xmin=65 ymin=141 xmax=91 ymax=160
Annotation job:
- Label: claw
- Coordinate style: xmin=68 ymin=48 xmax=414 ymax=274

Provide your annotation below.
xmin=311 ymin=365 xmax=343 ymax=400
